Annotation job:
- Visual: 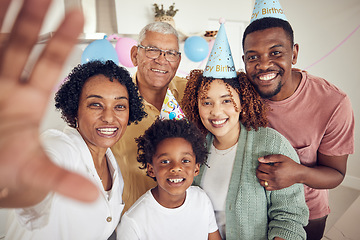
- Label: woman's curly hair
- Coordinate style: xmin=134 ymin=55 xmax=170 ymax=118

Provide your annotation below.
xmin=136 ymin=118 xmax=208 ymax=181
xmin=55 ymin=60 xmax=147 ymax=128
xmin=181 ymin=69 xmax=268 ymax=134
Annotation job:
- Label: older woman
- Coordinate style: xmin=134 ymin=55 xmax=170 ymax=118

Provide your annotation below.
xmin=5 ymin=60 xmax=146 ymax=240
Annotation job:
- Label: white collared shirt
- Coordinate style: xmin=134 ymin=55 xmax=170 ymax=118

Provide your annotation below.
xmin=6 ymin=127 xmax=124 ymax=240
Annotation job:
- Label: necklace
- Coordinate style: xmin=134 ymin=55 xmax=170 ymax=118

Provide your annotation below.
xmin=212 ymin=142 xmax=238 ymax=156
xmin=98 ymin=156 xmax=108 ymax=182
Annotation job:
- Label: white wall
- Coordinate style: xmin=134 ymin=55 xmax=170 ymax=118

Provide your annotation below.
xmin=115 ymin=0 xmax=254 ymax=35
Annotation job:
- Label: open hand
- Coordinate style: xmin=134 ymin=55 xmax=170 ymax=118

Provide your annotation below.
xmin=0 ymin=0 xmax=98 ymax=207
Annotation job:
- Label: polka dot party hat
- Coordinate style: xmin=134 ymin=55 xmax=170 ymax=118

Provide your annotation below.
xmin=250 ymin=0 xmax=287 ymax=23
xmin=203 ymin=18 xmax=237 ymax=79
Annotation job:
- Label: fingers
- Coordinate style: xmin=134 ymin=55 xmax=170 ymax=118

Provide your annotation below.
xmin=0 ymin=0 xmax=12 ymax=28
xmin=257 ymin=161 xmax=274 ymax=174
xmin=256 ymin=168 xmax=269 ymax=187
xmin=0 ymin=0 xmax=52 ymax=81
xmin=258 ymin=155 xmax=278 ymax=164
xmin=0 ymin=0 xmax=95 ymax=206
xmin=0 ymin=145 xmax=98 ymax=207
xmin=19 ymin=151 xmax=99 ymax=204
xmin=29 ymin=8 xmax=84 ymax=93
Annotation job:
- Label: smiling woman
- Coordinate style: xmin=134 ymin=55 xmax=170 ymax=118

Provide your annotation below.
xmin=77 ymin=76 xmax=130 ymax=152
xmin=76 ymin=75 xmax=131 ymax=190
xmin=5 ymin=60 xmax=146 ymax=240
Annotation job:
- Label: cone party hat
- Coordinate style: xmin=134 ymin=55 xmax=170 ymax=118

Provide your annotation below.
xmin=159 ymin=89 xmax=186 ymax=120
xmin=203 ymin=18 xmax=237 ymax=79
xmin=250 ymin=0 xmax=287 ymax=23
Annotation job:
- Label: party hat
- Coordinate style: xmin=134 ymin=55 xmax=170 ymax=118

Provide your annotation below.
xmin=159 ymin=89 xmax=186 ymax=120
xmin=250 ymin=0 xmax=287 ymax=23
xmin=203 ymin=18 xmax=237 ymax=79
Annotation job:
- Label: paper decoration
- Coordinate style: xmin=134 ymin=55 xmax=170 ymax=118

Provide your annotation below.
xmin=159 ymin=89 xmax=186 ymax=120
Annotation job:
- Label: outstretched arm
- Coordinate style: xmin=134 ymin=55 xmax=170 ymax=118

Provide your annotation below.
xmin=0 ymin=0 xmax=98 ymax=207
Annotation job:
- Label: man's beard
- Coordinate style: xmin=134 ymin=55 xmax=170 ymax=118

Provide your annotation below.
xmin=253 ymin=81 xmax=282 ymax=99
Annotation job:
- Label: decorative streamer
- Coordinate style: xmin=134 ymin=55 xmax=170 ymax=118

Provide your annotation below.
xmin=305 ymin=24 xmax=360 ymax=70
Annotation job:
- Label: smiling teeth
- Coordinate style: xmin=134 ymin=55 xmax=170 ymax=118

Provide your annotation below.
xmin=259 ymin=73 xmax=277 ymax=81
xmin=169 ymin=178 xmax=184 ymax=183
xmin=212 ymin=119 xmax=226 ymax=125
xmin=152 ymin=69 xmax=167 ymax=73
xmin=98 ymin=128 xmax=117 ymax=135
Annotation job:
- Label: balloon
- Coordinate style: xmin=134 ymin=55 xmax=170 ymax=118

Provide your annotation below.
xmin=115 ymin=37 xmax=137 ymax=67
xmin=81 ymin=39 xmax=119 ymax=65
xmin=184 ymin=36 xmax=209 ymax=62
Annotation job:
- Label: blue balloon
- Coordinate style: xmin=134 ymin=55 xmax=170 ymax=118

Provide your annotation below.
xmin=184 ymin=36 xmax=209 ymax=62
xmin=81 ymin=39 xmax=119 ymax=65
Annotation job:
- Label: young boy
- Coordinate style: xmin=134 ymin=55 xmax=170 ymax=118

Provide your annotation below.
xmin=116 ymin=119 xmax=221 ymax=240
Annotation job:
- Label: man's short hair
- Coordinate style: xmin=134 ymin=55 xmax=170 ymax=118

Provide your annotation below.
xmin=138 ymin=22 xmax=179 ymax=48
xmin=242 ymin=17 xmax=294 ymax=48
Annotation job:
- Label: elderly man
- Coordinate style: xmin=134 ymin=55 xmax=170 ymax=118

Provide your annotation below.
xmin=111 ymin=22 xmax=187 ymax=212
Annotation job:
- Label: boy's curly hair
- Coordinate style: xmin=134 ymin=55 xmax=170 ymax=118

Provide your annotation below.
xmin=55 ymin=60 xmax=147 ymax=128
xmin=136 ymin=119 xmax=208 ymax=181
xmin=181 ymin=69 xmax=268 ymax=134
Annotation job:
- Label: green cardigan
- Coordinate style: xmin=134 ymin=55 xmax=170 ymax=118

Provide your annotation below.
xmin=194 ymin=124 xmax=309 ymax=240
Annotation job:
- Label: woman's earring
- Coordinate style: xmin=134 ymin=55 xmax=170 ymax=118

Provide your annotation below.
xmin=75 ymin=118 xmax=79 ymax=128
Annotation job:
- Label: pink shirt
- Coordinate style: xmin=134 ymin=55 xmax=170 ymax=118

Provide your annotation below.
xmin=265 ymin=69 xmax=355 ymax=219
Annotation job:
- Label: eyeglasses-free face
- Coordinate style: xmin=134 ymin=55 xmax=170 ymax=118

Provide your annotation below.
xmin=77 ymin=74 xmax=130 ymax=153
xmin=137 ymin=44 xmax=181 ymax=62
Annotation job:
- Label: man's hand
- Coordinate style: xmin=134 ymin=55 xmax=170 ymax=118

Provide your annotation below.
xmin=256 ymin=154 xmax=303 ymax=191
xmin=0 ymin=0 xmax=98 ymax=207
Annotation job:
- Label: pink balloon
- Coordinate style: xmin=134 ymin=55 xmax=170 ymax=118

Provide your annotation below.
xmin=115 ymin=37 xmax=137 ymax=68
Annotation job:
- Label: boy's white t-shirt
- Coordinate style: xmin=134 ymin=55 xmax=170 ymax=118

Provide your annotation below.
xmin=116 ymin=186 xmax=218 ymax=240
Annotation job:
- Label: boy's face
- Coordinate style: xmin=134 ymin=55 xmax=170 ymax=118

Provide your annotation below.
xmin=147 ymin=137 xmax=200 ymax=208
